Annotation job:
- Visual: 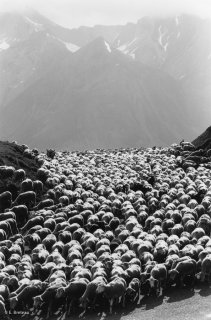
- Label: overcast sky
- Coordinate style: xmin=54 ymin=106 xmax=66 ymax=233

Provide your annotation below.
xmin=0 ymin=0 xmax=211 ymax=28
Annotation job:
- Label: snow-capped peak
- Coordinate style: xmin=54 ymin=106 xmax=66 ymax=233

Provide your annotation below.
xmin=175 ymin=16 xmax=180 ymax=26
xmin=24 ymin=16 xmax=43 ymax=32
xmin=104 ymin=41 xmax=112 ymax=53
xmin=64 ymin=42 xmax=80 ymax=53
xmin=46 ymin=33 xmax=80 ymax=53
xmin=0 ymin=39 xmax=10 ymax=52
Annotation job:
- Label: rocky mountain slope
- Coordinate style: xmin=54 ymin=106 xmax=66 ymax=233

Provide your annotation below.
xmin=0 ymin=10 xmax=210 ymax=150
xmin=192 ymin=126 xmax=211 ymax=149
xmin=0 ymin=141 xmax=39 ymax=194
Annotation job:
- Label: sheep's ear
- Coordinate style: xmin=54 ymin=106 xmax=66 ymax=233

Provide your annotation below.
xmin=196 ymin=272 xmax=201 ymax=280
xmin=169 ymin=270 xmax=178 ymax=279
xmin=65 ymin=266 xmax=71 ymax=273
xmin=10 ymin=297 xmax=18 ymax=302
xmin=127 ymin=287 xmax=135 ymax=294
xmin=96 ymin=285 xmax=105 ymax=294
xmin=149 ymin=277 xmax=155 ymax=287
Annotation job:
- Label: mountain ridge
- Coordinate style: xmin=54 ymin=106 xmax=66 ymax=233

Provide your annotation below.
xmin=0 ymin=11 xmax=210 ymax=150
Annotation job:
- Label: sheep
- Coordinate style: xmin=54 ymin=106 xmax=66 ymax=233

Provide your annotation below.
xmin=169 ymin=258 xmax=197 ymax=287
xmin=96 ymin=277 xmax=127 ymax=314
xmin=11 ymin=205 xmax=28 ymax=228
xmin=9 ymin=282 xmax=46 ymax=313
xmin=14 ymin=169 xmax=26 ymax=182
xmin=147 ymin=263 xmax=167 ymax=296
xmin=56 ymin=278 xmax=89 ymax=315
xmin=24 ymin=233 xmax=41 ymax=251
xmin=196 ymin=254 xmax=211 ymax=283
xmin=80 ymin=276 xmax=107 ymax=312
xmin=125 ymin=278 xmax=141 ymax=304
xmin=1 ymin=141 xmax=211 ymax=316
xmin=33 ymin=280 xmax=66 ymax=317
xmin=153 ymin=241 xmax=168 ymax=263
xmin=21 ymin=216 xmax=44 ymax=234
xmin=33 ymin=199 xmax=54 ymax=210
xmin=33 ymin=180 xmax=43 ymax=195
xmin=197 ymin=215 xmax=211 ymax=235
xmin=0 ymin=221 xmax=13 ymax=238
xmin=0 ymin=284 xmax=10 ymax=305
xmin=0 ymin=166 xmax=15 ymax=180
xmin=0 ymin=192 xmax=12 ymax=212
xmin=33 ymin=262 xmax=56 ymax=281
xmin=0 ymin=298 xmax=10 ymax=320
xmin=13 ymin=191 xmax=36 ymax=209
xmin=21 ymin=179 xmax=33 ymax=193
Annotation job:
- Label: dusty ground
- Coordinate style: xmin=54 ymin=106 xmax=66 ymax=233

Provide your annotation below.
xmin=10 ymin=283 xmax=211 ymax=320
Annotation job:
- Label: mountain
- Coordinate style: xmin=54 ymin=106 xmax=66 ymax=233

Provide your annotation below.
xmin=0 ymin=35 xmax=190 ymax=150
xmin=114 ymin=15 xmax=211 ymax=130
xmin=192 ymin=126 xmax=211 ymax=149
xmin=0 ymin=9 xmax=80 ymax=109
xmin=114 ymin=15 xmax=211 ymax=78
xmin=0 ymin=10 xmax=210 ymax=150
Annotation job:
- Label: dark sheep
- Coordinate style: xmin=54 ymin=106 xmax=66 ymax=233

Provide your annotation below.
xmin=13 ymin=169 xmax=26 ymax=182
xmin=21 ymin=179 xmax=33 ymax=193
xmin=33 ymin=180 xmax=43 ymax=195
xmin=34 ymin=199 xmax=54 ymax=210
xmin=13 ymin=191 xmax=36 ymax=209
xmin=43 ymin=218 xmax=56 ymax=232
xmin=11 ymin=205 xmax=28 ymax=228
xmin=0 ymin=166 xmax=15 ymax=180
xmin=24 ymin=234 xmax=41 ymax=251
xmin=21 ymin=216 xmax=44 ymax=234
xmin=0 ymin=192 xmax=12 ymax=212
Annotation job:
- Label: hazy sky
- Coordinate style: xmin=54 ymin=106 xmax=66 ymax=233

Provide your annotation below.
xmin=0 ymin=0 xmax=211 ymax=28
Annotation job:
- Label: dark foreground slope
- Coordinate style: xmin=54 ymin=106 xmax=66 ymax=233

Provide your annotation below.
xmin=192 ymin=126 xmax=211 ymax=149
xmin=0 ymin=141 xmax=39 ymax=180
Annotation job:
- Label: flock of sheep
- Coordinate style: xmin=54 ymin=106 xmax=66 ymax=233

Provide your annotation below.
xmin=0 ymin=141 xmax=211 ymax=319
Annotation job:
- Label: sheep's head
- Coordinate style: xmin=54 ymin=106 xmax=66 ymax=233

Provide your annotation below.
xmin=40 ymin=282 xmax=48 ymax=291
xmin=169 ymin=269 xmax=179 ymax=280
xmin=64 ymin=265 xmax=72 ymax=275
xmin=126 ymin=287 xmax=136 ymax=299
xmin=10 ymin=296 xmax=18 ymax=310
xmin=33 ymin=296 xmax=43 ymax=309
xmin=56 ymin=287 xmax=65 ymax=298
xmin=96 ymin=284 xmax=106 ymax=294
xmin=195 ymin=272 xmax=201 ymax=280
xmin=31 ymin=253 xmax=39 ymax=263
xmin=17 ymin=271 xmax=24 ymax=280
xmin=200 ymin=272 xmax=205 ymax=282
xmin=140 ymin=272 xmax=149 ymax=283
xmin=1 ymin=276 xmax=9 ymax=285
xmin=149 ymin=276 xmax=158 ymax=288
